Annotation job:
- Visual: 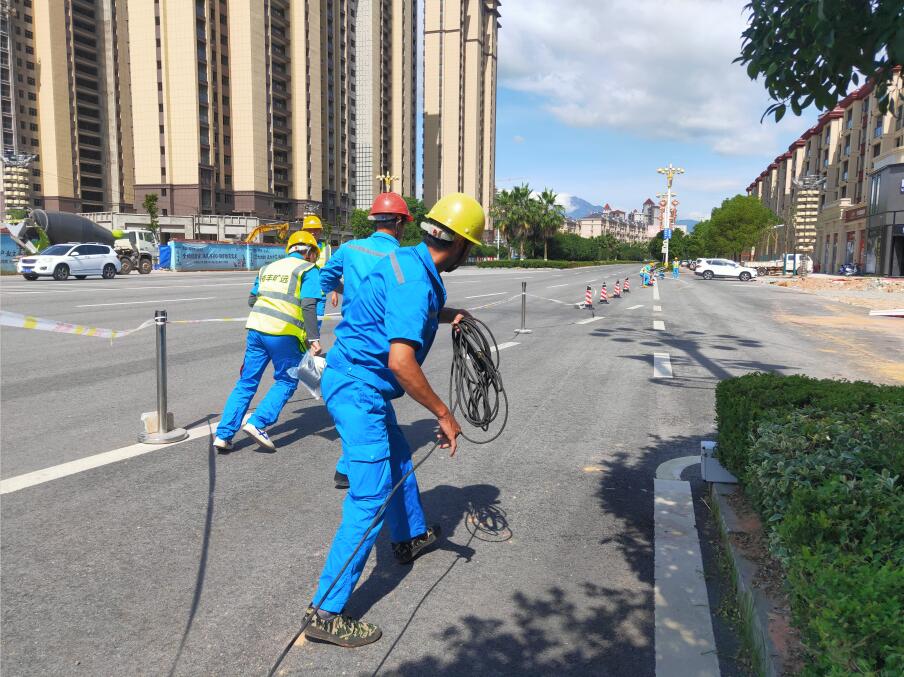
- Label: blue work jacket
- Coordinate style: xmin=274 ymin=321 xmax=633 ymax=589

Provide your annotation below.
xmin=327 ymin=242 xmax=445 ymax=399
xmin=319 ymin=231 xmax=400 ymax=311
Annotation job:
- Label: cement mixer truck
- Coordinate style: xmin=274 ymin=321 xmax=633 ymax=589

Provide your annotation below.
xmin=8 ymin=210 xmax=158 ymax=275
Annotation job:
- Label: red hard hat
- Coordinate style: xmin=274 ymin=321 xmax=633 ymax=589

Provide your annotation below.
xmin=369 ymin=192 xmax=413 ymax=221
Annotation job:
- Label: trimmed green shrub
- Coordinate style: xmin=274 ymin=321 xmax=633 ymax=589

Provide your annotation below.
xmin=716 ymin=376 xmax=904 ymax=675
xmin=476 ymin=259 xmax=641 ymax=270
xmin=714 ymin=373 xmax=901 ymax=478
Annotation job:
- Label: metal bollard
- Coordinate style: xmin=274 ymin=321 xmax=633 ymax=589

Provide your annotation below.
xmin=514 ymin=281 xmax=533 ymax=334
xmin=139 ymin=309 xmax=189 ymax=444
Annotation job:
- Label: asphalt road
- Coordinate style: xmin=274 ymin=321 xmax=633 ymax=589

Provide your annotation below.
xmin=1 ymin=265 xmax=901 ymax=676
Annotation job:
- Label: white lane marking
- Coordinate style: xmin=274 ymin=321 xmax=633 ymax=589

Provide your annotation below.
xmin=465 ymin=292 xmax=507 ymax=299
xmin=626 ymin=304 xmax=643 ymax=310
xmin=0 ymin=424 xmax=214 ymax=495
xmin=653 ymin=320 xmax=665 ymax=331
xmin=1 ymin=282 xmax=252 ymax=294
xmin=654 ymin=477 xmax=719 ymax=675
xmin=653 ymin=352 xmax=673 ymax=378
xmin=654 ymin=305 xmax=662 ymax=312
xmin=545 ymin=283 xmax=569 ymax=288
xmin=653 ymin=285 xmax=661 ymax=301
xmin=576 ymin=316 xmax=604 ymax=325
xmin=76 ymin=297 xmax=215 ymax=308
xmin=490 ymin=341 xmax=519 ymax=352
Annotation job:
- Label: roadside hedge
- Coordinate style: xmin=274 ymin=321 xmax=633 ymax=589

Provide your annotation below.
xmin=476 ymin=259 xmax=640 ymax=270
xmin=715 ymin=374 xmax=904 ymax=675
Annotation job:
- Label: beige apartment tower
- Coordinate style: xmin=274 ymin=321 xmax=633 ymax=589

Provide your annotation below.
xmin=1 ymin=0 xmax=134 ymax=218
xmin=128 ymin=0 xmax=359 ymax=224
xmin=423 ymin=0 xmax=500 ymax=236
xmin=354 ymin=0 xmax=417 ymax=209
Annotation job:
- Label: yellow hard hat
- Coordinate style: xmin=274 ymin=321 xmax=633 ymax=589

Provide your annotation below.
xmin=285 ymin=230 xmax=320 ymax=256
xmin=302 ymin=214 xmax=323 ymax=231
xmin=423 ymin=193 xmax=485 ymax=245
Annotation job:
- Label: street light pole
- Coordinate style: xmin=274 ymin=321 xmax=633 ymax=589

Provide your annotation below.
xmin=656 ymin=163 xmax=685 ymax=267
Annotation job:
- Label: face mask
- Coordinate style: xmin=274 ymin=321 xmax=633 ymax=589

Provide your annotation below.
xmin=446 ymin=241 xmax=471 ymax=273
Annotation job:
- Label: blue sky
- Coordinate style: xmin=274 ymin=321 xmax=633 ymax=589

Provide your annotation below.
xmin=493 ymin=0 xmax=820 ymax=220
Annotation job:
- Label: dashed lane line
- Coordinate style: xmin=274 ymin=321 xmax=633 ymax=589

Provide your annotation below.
xmin=626 ymin=304 xmax=644 ymax=310
xmin=576 ymin=316 xmax=604 ymax=325
xmin=76 ymin=297 xmax=215 ymax=308
xmin=653 ymin=285 xmax=661 ymax=301
xmin=654 ymin=305 xmax=662 ymax=312
xmin=653 ymin=353 xmax=673 ymax=379
xmin=490 ymin=341 xmax=519 ymax=352
xmin=465 ymin=292 xmax=507 ymax=299
xmin=545 ymin=283 xmax=569 ymax=288
xmin=653 ymin=320 xmax=665 ymax=331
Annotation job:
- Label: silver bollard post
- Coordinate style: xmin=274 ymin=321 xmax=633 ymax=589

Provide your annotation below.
xmin=139 ymin=309 xmax=189 ymax=444
xmin=514 ymin=281 xmax=532 ymax=334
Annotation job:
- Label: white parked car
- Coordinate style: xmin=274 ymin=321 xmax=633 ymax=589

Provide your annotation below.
xmin=694 ymin=258 xmax=758 ymax=282
xmin=17 ymin=243 xmax=122 ymax=281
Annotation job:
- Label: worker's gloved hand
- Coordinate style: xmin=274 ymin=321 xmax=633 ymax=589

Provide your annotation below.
xmin=247 ymin=294 xmax=258 ymax=308
xmin=308 ymin=340 xmax=323 ymax=356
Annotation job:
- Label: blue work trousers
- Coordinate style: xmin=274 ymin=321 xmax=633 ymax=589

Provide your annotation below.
xmin=641 ymin=273 xmax=650 ymax=286
xmin=215 ymin=329 xmax=302 ymax=440
xmin=313 ymin=367 xmax=427 ymax=613
xmin=672 ymin=268 xmax=679 ymax=279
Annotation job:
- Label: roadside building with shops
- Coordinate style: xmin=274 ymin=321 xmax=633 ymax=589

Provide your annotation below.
xmin=747 ymin=69 xmax=904 ymax=276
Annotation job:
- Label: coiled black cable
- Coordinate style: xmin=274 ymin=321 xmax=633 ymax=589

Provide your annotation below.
xmin=266 ymin=316 xmax=508 ymax=676
xmin=449 ymin=316 xmax=508 ymax=443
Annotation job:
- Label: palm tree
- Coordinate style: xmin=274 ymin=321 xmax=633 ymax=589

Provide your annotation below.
xmin=537 ymin=188 xmax=565 ymax=261
xmin=492 ymin=183 xmax=534 ymax=259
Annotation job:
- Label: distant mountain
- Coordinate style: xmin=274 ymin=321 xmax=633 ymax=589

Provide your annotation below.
xmin=556 ymin=194 xmax=602 ymax=219
xmin=675 ymin=219 xmax=699 ymax=232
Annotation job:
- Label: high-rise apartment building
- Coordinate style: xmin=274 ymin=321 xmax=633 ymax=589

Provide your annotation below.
xmin=354 ymin=0 xmax=417 ymax=210
xmin=423 ymin=0 xmax=500 ymax=237
xmin=1 ymin=0 xmax=134 ymax=218
xmin=128 ymin=0 xmax=359 ymax=224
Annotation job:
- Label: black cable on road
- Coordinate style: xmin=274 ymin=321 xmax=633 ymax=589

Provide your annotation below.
xmin=266 ymin=317 xmax=509 ymax=676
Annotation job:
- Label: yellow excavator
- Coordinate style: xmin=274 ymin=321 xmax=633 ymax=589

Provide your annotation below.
xmin=243 ymin=222 xmax=290 ymax=243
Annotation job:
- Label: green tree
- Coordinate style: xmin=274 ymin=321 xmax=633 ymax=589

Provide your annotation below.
xmin=536 ymin=188 xmax=565 ymax=261
xmin=648 ymin=228 xmax=689 ymax=260
xmin=349 ymin=208 xmax=371 ymax=240
xmin=736 ymin=0 xmax=903 ymax=121
xmin=142 ymin=193 xmax=160 ymax=234
xmin=705 ymin=195 xmax=780 ymax=259
xmin=492 ymin=184 xmax=533 ymax=259
xmin=5 ymin=207 xmax=28 ymax=223
xmin=402 ymin=196 xmax=427 ymax=245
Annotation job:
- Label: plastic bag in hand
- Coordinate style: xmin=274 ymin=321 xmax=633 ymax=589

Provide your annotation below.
xmin=288 ymin=351 xmax=327 ymax=399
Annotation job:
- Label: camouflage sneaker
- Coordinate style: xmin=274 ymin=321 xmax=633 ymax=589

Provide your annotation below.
xmin=303 ymin=607 xmax=382 ymax=648
xmin=392 ymin=525 xmax=441 ymax=565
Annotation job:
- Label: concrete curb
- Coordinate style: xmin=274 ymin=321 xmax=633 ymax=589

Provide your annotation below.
xmin=709 ymin=483 xmax=784 ymax=677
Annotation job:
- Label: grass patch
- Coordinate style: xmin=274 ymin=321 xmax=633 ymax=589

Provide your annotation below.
xmin=475 ymin=259 xmax=641 ymax=270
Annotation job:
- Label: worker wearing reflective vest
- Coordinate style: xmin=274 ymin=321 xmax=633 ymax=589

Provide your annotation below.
xmin=319 ymin=191 xmax=413 ymax=489
xmin=302 ymin=214 xmax=332 ymax=326
xmin=213 ymin=231 xmax=322 ymax=452
xmin=303 ymin=193 xmax=485 ymax=648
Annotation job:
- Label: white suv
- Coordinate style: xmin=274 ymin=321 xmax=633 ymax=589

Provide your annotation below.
xmin=695 ymin=258 xmax=758 ymax=281
xmin=18 ymin=243 xmax=121 ymax=281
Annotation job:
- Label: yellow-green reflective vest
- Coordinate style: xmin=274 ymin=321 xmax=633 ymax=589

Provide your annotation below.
xmin=316 ymin=242 xmax=332 ymax=269
xmin=246 ymin=256 xmax=314 ymax=342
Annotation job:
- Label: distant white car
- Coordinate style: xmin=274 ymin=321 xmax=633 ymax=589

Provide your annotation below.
xmin=695 ymin=258 xmax=758 ymax=282
xmin=17 ymin=243 xmax=121 ymax=281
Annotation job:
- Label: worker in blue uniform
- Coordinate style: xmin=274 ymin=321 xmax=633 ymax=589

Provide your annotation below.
xmin=319 ymin=191 xmax=413 ymax=489
xmin=303 ymin=193 xmax=486 ymax=648
xmin=213 ymin=231 xmax=323 ymax=452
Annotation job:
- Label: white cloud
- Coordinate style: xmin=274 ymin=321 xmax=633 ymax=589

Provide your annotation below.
xmin=513 ymin=134 xmax=526 ymax=144
xmin=497 ymin=0 xmax=813 ymax=157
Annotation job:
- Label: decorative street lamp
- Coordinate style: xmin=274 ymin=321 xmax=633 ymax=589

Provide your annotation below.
xmin=656 ymin=163 xmax=684 ymax=265
xmin=376 ymin=172 xmax=399 ymax=193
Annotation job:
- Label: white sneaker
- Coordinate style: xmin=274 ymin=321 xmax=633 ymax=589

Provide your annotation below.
xmin=242 ymin=423 xmax=276 ymax=451
xmin=213 ymin=437 xmax=233 ymax=451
